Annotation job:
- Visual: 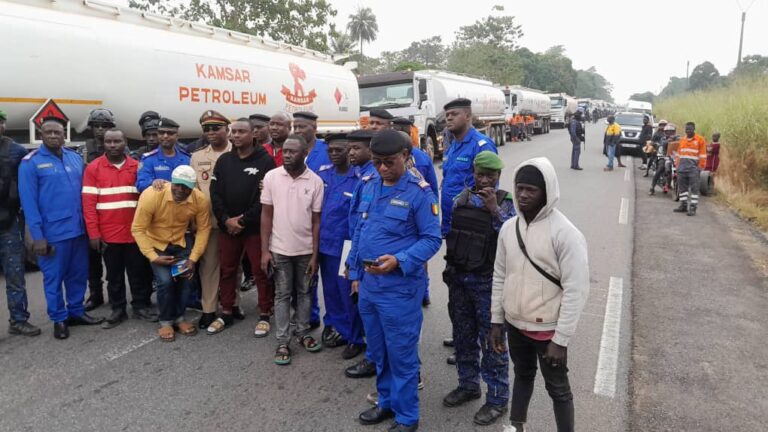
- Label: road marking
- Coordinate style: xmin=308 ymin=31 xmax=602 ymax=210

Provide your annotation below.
xmin=594 ymin=276 xmax=623 ymax=398
xmin=624 ymin=168 xmax=630 ymax=182
xmin=619 ymin=198 xmax=629 ymax=225
xmin=103 ymin=334 xmax=158 ymax=362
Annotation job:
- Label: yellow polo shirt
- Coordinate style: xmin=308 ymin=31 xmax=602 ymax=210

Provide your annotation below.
xmin=131 ymin=184 xmax=212 ymax=262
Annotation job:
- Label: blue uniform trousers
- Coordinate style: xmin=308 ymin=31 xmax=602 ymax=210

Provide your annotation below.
xmin=37 ymin=235 xmax=89 ymax=323
xmin=319 ymin=253 xmax=364 ymax=345
xmin=446 ymin=270 xmax=510 ymax=406
xmin=1 ymin=218 xmax=30 ymax=323
xmin=359 ymin=281 xmax=424 ymax=426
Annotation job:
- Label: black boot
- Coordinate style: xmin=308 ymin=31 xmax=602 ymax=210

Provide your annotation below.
xmin=687 ymin=204 xmax=697 ymax=216
xmin=101 ymin=309 xmax=128 ymax=329
xmin=673 ymin=202 xmax=688 ymax=213
xmin=53 ymin=322 xmax=69 ymax=339
xmin=84 ymin=292 xmax=104 ymax=312
xmin=473 ymin=403 xmax=508 ymax=426
xmin=68 ymin=313 xmax=105 ymax=326
xmin=443 ymin=387 xmax=482 ymax=407
xmin=9 ymin=321 xmax=41 ymax=337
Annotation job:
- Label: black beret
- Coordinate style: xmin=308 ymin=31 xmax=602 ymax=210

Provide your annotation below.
xmin=370 ymin=129 xmax=409 ymax=156
xmin=444 ymin=98 xmax=472 ymax=111
xmin=138 ymin=111 xmax=161 ymax=127
xmin=157 ymin=117 xmax=180 ymax=129
xmin=248 ymin=113 xmax=270 ymax=122
xmin=293 ymin=111 xmax=318 ymax=121
xmin=141 ymin=118 xmax=160 ymax=134
xmin=347 ymin=129 xmax=375 ymax=142
xmin=324 ymin=133 xmax=347 ymax=144
xmin=392 ymin=117 xmax=413 ymax=126
xmin=369 ymin=109 xmax=393 ymax=120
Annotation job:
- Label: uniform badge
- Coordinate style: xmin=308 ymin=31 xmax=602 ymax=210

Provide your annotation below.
xmin=36 ymin=163 xmax=53 ymax=169
xmin=390 ymin=199 xmax=409 ymax=208
xmin=431 ymin=203 xmax=439 ymax=216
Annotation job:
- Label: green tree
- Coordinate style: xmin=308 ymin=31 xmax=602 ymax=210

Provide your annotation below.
xmin=347 ymin=6 xmax=379 ymax=59
xmin=128 ymin=0 xmax=337 ymax=52
xmin=401 ymin=36 xmax=448 ymax=69
xmin=688 ymin=61 xmax=721 ymax=91
xmin=732 ymin=54 xmax=768 ymax=78
xmin=447 ymin=43 xmax=524 ymax=86
xmin=659 ymin=77 xmax=688 ymax=98
xmin=628 ymin=91 xmax=655 ymax=103
xmin=394 ymin=60 xmax=427 ymax=71
xmin=575 ymin=67 xmax=614 ymax=102
xmin=518 ymin=46 xmax=577 ymax=95
xmin=454 ymin=5 xmax=523 ymax=50
xmin=330 ymin=32 xmax=357 ymax=56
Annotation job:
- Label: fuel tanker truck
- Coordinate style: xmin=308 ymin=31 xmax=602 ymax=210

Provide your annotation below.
xmin=547 ymin=92 xmax=578 ymax=129
xmin=502 ymin=85 xmax=551 ymax=135
xmin=0 ymin=0 xmax=360 ymax=147
xmin=357 ymin=70 xmax=508 ymax=159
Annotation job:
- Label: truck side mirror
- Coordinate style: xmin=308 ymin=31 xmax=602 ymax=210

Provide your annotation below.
xmin=418 ymin=79 xmax=427 ymax=95
xmin=420 ymin=93 xmax=427 ymax=102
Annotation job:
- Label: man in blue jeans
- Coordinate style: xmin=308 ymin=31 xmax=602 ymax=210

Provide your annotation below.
xmin=0 ymin=111 xmax=40 ymax=336
xmin=132 ymin=165 xmax=211 ymax=342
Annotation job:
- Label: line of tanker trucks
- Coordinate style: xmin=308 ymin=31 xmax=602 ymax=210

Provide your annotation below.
xmin=1 ymin=0 xmax=614 ymax=161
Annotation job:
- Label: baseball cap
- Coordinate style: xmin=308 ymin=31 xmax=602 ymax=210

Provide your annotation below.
xmin=171 ymin=165 xmax=196 ymax=189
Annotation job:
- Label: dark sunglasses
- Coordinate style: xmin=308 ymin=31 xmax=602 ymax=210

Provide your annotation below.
xmin=203 ymin=124 xmax=223 ymax=132
xmin=372 ymin=158 xmax=399 ymax=168
xmin=158 ymin=130 xmax=177 ymax=136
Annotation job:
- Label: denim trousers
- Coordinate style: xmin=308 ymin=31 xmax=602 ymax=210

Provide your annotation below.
xmin=272 ymin=253 xmax=312 ymax=345
xmin=0 ymin=217 xmax=30 ymax=323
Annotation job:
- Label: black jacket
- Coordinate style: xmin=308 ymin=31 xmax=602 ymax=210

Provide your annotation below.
xmin=210 ymin=145 xmax=275 ymax=235
xmin=0 ymin=137 xmax=27 ymax=230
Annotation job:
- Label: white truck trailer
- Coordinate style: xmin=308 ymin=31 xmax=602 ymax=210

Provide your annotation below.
xmin=0 ymin=0 xmax=360 ymax=147
xmin=503 ymin=85 xmax=551 ymax=135
xmin=547 ymin=93 xmax=578 ymax=128
xmin=357 ymin=70 xmax=507 ymax=158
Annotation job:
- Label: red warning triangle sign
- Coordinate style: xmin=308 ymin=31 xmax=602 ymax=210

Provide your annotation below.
xmin=31 ymin=99 xmax=69 ymax=128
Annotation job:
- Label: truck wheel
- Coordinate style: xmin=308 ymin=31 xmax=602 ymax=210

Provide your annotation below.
xmin=496 ymin=125 xmax=506 ymax=147
xmin=424 ymin=136 xmax=436 ymax=161
xmin=699 ymin=171 xmax=713 ymax=196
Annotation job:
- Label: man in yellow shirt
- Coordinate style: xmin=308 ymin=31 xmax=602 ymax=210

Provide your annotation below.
xmin=603 ymin=115 xmax=622 ymax=171
xmin=132 ymin=165 xmax=212 ymax=342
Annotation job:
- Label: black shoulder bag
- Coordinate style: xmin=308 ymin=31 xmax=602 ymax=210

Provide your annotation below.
xmin=515 ymin=218 xmax=562 ymax=289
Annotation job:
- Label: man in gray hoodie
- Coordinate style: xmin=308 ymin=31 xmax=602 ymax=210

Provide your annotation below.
xmin=489 ymin=157 xmax=589 ymax=432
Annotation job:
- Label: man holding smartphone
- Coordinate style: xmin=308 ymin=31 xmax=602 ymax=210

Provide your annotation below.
xmin=132 ymin=165 xmax=211 ymax=342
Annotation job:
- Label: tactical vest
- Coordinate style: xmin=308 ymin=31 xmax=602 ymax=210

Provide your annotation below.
xmin=445 ymin=189 xmax=509 ymax=275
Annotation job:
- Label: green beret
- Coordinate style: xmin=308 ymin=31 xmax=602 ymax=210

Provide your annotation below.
xmin=473 ymin=151 xmax=504 ymax=171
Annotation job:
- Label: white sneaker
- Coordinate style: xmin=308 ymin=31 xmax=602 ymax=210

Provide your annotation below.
xmin=503 ymin=423 xmax=526 ymax=432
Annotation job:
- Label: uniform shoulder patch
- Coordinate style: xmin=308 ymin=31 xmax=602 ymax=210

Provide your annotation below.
xmin=478 ymin=139 xmax=487 ymax=147
xmin=319 ymin=164 xmax=333 ymax=172
xmin=361 ymin=174 xmax=373 ymax=182
xmin=418 ymin=179 xmax=431 ymax=191
xmin=22 ymin=149 xmax=38 ymax=161
xmin=142 ymin=149 xmax=158 ymax=159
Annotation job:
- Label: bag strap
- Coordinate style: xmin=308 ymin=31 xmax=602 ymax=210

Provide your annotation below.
xmin=515 ymin=218 xmax=562 ymax=289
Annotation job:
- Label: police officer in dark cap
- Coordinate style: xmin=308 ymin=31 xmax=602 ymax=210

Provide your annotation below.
xmin=368 ymin=109 xmax=394 ymax=132
xmin=133 ymin=111 xmax=161 ymax=160
xmin=349 ymin=129 xmax=441 ymax=432
xmin=136 ymin=117 xmax=191 ymax=192
xmin=249 ymin=113 xmax=272 ymax=147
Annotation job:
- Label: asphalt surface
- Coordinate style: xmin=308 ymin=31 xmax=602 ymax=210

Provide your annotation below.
xmin=629 ymin=158 xmax=768 ymax=431
xmin=0 ymin=124 xmax=635 ymax=432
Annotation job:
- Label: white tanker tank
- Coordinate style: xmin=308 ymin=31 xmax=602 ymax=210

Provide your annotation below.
xmin=501 ymin=85 xmax=551 ymax=134
xmin=0 ymin=0 xmax=360 ymax=146
xmin=547 ymin=93 xmax=578 ymax=128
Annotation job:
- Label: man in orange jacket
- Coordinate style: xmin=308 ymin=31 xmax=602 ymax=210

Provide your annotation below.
xmin=673 ymin=122 xmax=707 ymax=216
xmin=524 ymin=115 xmax=534 ymax=141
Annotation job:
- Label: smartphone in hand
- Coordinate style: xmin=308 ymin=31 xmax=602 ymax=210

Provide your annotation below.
xmin=362 ymin=259 xmax=381 ymax=267
xmin=171 ymin=259 xmax=190 ymax=277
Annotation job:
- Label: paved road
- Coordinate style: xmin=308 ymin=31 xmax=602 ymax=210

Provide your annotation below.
xmin=0 ymin=124 xmax=634 ymax=432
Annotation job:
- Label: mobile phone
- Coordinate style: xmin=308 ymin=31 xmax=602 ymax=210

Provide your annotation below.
xmin=363 ymin=259 xmax=381 ymax=267
xmin=171 ymin=259 xmax=190 ymax=277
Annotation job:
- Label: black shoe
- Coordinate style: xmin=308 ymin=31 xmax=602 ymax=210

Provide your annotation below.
xmin=342 ymin=343 xmax=365 ymax=360
xmin=345 ymin=358 xmax=377 ymax=378
xmin=573 ymin=167 xmax=583 ymax=171
xmin=84 ymin=294 xmax=104 ymax=312
xmin=422 ymin=296 xmax=431 ymax=307
xmin=322 ymin=326 xmax=347 ymax=348
xmin=132 ymin=307 xmax=159 ymax=322
xmin=232 ymin=306 xmax=246 ymax=320
xmin=101 ymin=309 xmax=128 ymax=329
xmin=687 ymin=205 xmax=697 ymax=216
xmin=446 ymin=354 xmax=456 ymax=365
xmin=54 ymin=322 xmax=69 ymax=339
xmin=358 ymin=406 xmax=394 ymax=425
xmin=388 ymin=422 xmax=419 ymax=432
xmin=649 ymin=188 xmax=655 ymax=196
xmin=198 ymin=312 xmax=217 ymax=329
xmin=473 ymin=403 xmax=508 ymax=426
xmin=309 ymin=321 xmax=321 ymax=330
xmin=443 ymin=338 xmax=454 ymax=347
xmin=443 ymin=387 xmax=482 ymax=407
xmin=67 ymin=313 xmax=105 ymax=326
xmin=8 ymin=321 xmax=41 ymax=337
xmin=240 ymin=277 xmax=254 ymax=292
xmin=673 ymin=203 xmax=688 ymax=213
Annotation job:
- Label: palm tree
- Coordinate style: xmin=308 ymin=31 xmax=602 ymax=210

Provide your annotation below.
xmin=347 ymin=6 xmax=378 ymax=59
xmin=330 ymin=32 xmax=358 ymax=56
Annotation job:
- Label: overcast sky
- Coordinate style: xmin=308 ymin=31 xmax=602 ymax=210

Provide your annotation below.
xmin=330 ymin=0 xmax=768 ymax=102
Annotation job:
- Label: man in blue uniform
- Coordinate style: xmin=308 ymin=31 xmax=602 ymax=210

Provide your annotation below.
xmin=350 ymin=130 xmax=441 ymax=432
xmin=317 ymin=135 xmax=363 ymax=358
xmin=442 ymin=152 xmax=513 ymax=426
xmin=18 ymin=118 xmax=104 ymax=339
xmin=441 ymin=98 xmax=498 ymax=237
xmin=136 ymin=118 xmax=191 ymax=192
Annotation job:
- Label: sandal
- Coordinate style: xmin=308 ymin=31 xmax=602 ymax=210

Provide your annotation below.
xmin=274 ymin=344 xmax=291 ymax=365
xmin=206 ymin=318 xmax=226 ymax=335
xmin=176 ymin=321 xmax=198 ymax=336
xmin=299 ymin=335 xmax=322 ymax=353
xmin=254 ymin=320 xmax=271 ymax=338
xmin=158 ymin=325 xmax=175 ymax=342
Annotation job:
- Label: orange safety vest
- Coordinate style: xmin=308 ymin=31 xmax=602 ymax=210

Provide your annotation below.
xmin=513 ymin=115 xmax=523 ymax=125
xmin=409 ymin=125 xmax=420 ymax=148
xmin=675 ymin=134 xmax=707 ymax=169
xmin=525 ymin=115 xmax=534 ymax=125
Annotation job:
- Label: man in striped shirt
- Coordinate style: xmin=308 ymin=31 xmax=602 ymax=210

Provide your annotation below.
xmin=82 ymin=129 xmax=156 ymax=328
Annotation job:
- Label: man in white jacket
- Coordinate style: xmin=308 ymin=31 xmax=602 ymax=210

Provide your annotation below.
xmin=489 ymin=157 xmax=589 ymax=432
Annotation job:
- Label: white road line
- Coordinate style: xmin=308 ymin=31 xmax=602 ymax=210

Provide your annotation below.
xmin=618 ymin=198 xmax=629 ymax=225
xmin=594 ymin=276 xmax=624 ymax=398
xmin=624 ymin=168 xmax=630 ymax=182
xmin=103 ymin=334 xmax=158 ymax=362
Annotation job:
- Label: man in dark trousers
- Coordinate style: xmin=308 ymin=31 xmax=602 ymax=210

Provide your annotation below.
xmin=637 ymin=115 xmax=654 ymax=170
xmin=568 ymin=111 xmax=584 ymax=170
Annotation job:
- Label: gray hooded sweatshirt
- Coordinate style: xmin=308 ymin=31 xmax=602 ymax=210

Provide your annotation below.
xmin=490 ymin=157 xmax=590 ymax=347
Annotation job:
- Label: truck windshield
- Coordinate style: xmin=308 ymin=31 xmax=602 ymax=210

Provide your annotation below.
xmin=615 ymin=114 xmax=645 ymax=127
xmin=550 ymin=99 xmax=564 ymax=109
xmin=360 ymin=82 xmax=414 ymax=110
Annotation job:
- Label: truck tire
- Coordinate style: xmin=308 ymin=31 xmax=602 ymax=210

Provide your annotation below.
xmin=699 ymin=171 xmax=713 ymax=196
xmin=495 ymin=125 xmax=506 ymax=147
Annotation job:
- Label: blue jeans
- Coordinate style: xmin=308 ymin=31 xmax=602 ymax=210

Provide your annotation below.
xmin=606 ymin=144 xmax=616 ymax=169
xmin=37 ymin=235 xmax=88 ymax=323
xmin=150 ymin=242 xmax=192 ymax=327
xmin=0 ymin=217 xmax=30 ymax=323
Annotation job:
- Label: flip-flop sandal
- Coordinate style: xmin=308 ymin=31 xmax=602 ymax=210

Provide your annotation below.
xmin=158 ymin=325 xmax=175 ymax=342
xmin=299 ymin=335 xmax=322 ymax=353
xmin=177 ymin=321 xmax=198 ymax=336
xmin=254 ymin=320 xmax=271 ymax=338
xmin=274 ymin=344 xmax=291 ymax=365
xmin=206 ymin=318 xmax=226 ymax=335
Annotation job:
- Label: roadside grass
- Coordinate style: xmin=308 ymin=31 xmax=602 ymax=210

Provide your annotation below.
xmin=656 ymin=76 xmax=768 ymax=230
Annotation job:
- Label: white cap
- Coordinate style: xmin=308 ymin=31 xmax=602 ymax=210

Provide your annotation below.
xmin=171 ymin=165 xmax=196 ymax=189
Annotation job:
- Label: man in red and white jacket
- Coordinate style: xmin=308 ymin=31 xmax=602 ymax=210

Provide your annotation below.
xmin=82 ymin=129 xmax=157 ymax=328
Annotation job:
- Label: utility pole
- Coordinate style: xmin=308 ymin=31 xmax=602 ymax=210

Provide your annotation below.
xmin=737 ymin=11 xmax=746 ymax=67
xmin=686 ymin=60 xmax=690 ymax=89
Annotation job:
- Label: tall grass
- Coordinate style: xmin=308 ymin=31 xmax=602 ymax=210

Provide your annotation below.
xmin=656 ymin=76 xmax=768 ymax=229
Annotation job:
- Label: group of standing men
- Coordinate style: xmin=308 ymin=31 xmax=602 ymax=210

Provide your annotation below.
xmin=0 ymin=96 xmax=591 ymax=431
